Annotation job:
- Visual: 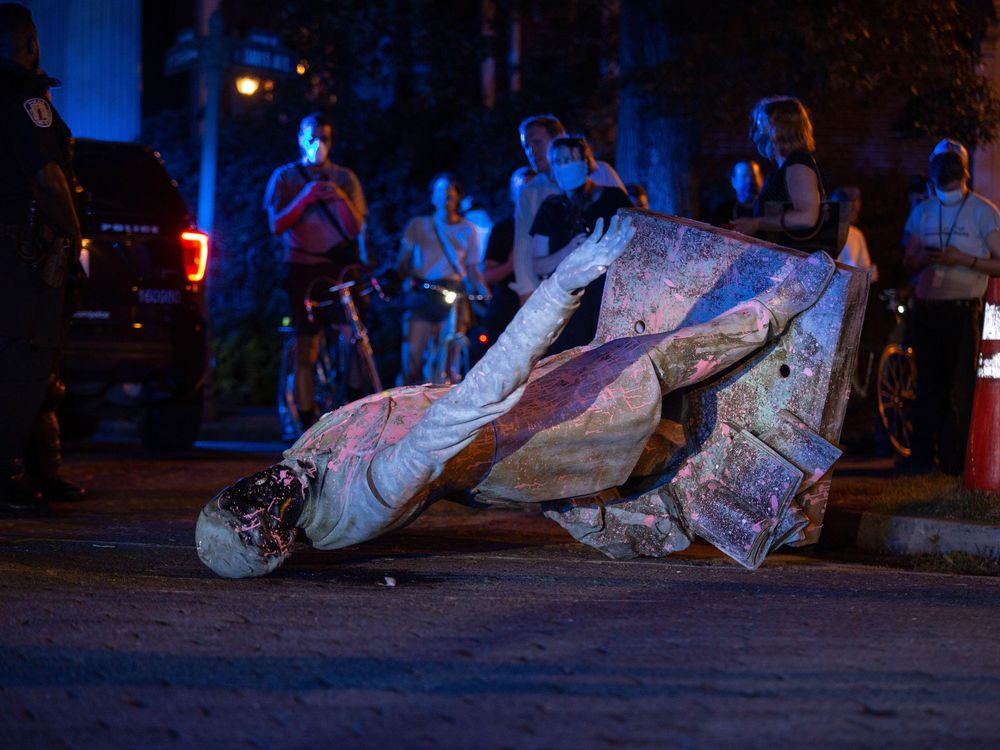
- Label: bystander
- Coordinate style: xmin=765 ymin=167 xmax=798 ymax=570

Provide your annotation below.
xmin=263 ymin=112 xmax=367 ymax=430
xmin=901 ymin=141 xmax=1000 ymax=473
xmin=511 ymin=114 xmax=624 ymax=299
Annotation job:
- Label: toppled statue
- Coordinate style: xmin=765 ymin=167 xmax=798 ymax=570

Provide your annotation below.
xmin=197 ymin=213 xmax=848 ymax=578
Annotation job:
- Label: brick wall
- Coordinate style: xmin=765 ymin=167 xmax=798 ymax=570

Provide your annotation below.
xmin=700 ymin=95 xmax=942 ymax=288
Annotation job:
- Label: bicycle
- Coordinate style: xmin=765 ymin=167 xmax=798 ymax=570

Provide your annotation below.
xmin=277 ymin=265 xmax=386 ymax=440
xmin=415 ymin=281 xmax=489 ymax=385
xmin=874 ymin=288 xmax=916 ymax=457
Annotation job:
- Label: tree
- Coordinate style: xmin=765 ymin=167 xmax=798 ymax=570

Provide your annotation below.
xmin=151 ymin=0 xmax=619 ymax=402
xmin=616 ymin=0 xmax=1000 ymax=216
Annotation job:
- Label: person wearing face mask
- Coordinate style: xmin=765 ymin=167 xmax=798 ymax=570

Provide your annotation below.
xmin=263 ymin=112 xmax=367 ymax=431
xmin=529 ymin=135 xmax=632 ymax=354
xmin=900 ymin=141 xmax=1000 ymax=474
xmin=511 ymin=114 xmax=625 ymax=300
xmin=731 ymin=97 xmax=823 ymax=244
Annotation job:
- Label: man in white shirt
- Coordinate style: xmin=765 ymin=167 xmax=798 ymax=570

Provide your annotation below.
xmin=902 ymin=141 xmax=1000 ymax=473
xmin=511 ymin=114 xmax=625 ymax=299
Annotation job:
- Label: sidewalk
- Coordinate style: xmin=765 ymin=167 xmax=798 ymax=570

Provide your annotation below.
xmin=823 ymin=454 xmax=1000 ymax=564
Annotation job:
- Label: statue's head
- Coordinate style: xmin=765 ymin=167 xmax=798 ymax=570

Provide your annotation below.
xmin=195 ymin=465 xmax=305 ymax=578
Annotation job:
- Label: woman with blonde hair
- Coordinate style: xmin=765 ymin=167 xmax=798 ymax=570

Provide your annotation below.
xmin=732 ymin=96 xmax=823 ymax=241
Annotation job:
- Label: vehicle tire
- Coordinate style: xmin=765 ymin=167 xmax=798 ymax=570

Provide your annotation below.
xmin=140 ymin=386 xmax=204 ymax=451
xmin=876 ymin=343 xmax=917 ymax=458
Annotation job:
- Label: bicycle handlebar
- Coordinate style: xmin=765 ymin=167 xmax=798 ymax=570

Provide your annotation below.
xmin=418 ymin=281 xmax=490 ymax=302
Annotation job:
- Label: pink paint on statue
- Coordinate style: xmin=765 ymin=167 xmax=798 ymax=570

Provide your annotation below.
xmin=689 ymin=357 xmax=721 ymax=383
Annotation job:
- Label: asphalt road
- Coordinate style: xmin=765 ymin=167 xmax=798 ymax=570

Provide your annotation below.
xmin=1 ymin=445 xmax=999 ymax=749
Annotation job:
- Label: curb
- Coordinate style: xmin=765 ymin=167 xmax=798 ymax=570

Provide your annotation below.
xmin=823 ymin=506 xmax=1000 ymax=560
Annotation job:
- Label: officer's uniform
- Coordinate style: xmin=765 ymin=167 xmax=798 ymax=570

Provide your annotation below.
xmin=0 ymin=59 xmax=73 ymax=492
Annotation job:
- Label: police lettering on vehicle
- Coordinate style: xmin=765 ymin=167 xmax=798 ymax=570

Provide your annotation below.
xmin=23 ymin=97 xmax=52 ymax=128
xmin=99 ymin=223 xmax=161 ymax=235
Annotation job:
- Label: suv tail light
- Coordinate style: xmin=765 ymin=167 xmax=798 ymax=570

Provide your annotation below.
xmin=181 ymin=231 xmax=209 ymax=282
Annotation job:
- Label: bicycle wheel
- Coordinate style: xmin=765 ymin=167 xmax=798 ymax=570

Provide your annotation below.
xmin=276 ymin=334 xmax=298 ymax=440
xmin=277 ymin=330 xmax=344 ymax=440
xmin=313 ymin=329 xmax=347 ymax=415
xmin=877 ymin=343 xmax=917 ymax=457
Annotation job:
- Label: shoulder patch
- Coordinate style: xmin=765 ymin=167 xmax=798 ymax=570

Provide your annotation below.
xmin=23 ymin=98 xmax=53 ymax=128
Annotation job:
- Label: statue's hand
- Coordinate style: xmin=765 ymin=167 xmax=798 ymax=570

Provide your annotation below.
xmin=553 ymin=212 xmax=636 ymax=293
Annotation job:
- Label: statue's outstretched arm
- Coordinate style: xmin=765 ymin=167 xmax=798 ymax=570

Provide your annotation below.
xmin=369 ymin=213 xmax=637 ymax=509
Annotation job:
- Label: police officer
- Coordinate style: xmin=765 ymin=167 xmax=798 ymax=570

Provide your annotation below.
xmin=0 ymin=4 xmax=81 ymax=516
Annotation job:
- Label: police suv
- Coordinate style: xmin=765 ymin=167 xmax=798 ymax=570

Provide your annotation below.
xmin=64 ymin=139 xmax=209 ymax=450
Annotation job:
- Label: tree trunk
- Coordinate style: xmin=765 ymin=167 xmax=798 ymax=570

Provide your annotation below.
xmin=615 ymin=1 xmax=700 ymax=218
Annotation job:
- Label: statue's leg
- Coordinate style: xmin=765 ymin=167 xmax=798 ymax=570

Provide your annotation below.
xmin=647 ymin=300 xmax=772 ymax=391
xmin=648 ymin=252 xmax=835 ymax=391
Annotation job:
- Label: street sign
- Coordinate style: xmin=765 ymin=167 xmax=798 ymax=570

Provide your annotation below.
xmin=166 ymin=27 xmax=299 ymax=78
xmin=231 ymin=30 xmax=298 ymax=76
xmin=162 ymin=13 xmax=304 ymax=235
xmin=164 ymin=28 xmax=200 ymax=76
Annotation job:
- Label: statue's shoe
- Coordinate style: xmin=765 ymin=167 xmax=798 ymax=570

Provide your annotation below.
xmin=759 ymin=252 xmax=836 ymax=333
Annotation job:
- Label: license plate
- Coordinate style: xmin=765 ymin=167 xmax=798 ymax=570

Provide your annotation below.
xmin=137 ymin=288 xmax=181 ymax=305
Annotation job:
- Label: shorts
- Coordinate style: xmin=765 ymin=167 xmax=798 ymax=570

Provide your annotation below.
xmin=283 ymin=262 xmax=350 ymax=335
xmin=404 ymin=278 xmax=462 ymax=325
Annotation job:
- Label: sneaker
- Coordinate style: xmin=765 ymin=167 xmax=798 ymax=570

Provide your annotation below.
xmin=0 ymin=481 xmax=50 ymax=517
xmin=759 ymin=252 xmax=836 ymax=333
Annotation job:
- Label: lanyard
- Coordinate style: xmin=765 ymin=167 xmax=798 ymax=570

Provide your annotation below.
xmin=938 ymin=192 xmax=970 ymax=250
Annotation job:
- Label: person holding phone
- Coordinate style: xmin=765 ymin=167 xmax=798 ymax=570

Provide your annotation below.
xmin=263 ymin=112 xmax=367 ymax=430
xmin=901 ymin=141 xmax=1000 ymax=474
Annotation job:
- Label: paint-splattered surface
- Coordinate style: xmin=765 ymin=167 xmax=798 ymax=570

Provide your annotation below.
xmin=596 ymin=211 xmax=868 ymax=558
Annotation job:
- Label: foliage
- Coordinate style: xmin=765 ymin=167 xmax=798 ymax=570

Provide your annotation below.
xmin=144 ymin=0 xmax=616 ymax=403
xmin=145 ymin=0 xmax=1000 ymax=404
xmin=624 ymin=0 xmax=1000 ymax=146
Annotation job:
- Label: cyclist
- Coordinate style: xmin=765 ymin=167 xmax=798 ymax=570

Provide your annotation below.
xmin=397 ymin=172 xmax=488 ymax=385
xmin=264 ymin=112 xmax=367 ymax=430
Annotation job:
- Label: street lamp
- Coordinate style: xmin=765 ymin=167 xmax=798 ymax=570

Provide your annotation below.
xmin=235 ymin=75 xmax=260 ymax=96
xmin=164 ymin=13 xmax=301 ymax=234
